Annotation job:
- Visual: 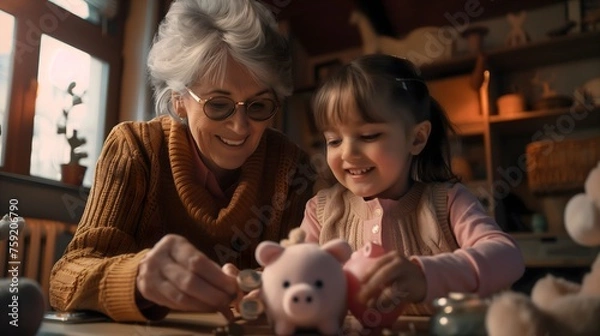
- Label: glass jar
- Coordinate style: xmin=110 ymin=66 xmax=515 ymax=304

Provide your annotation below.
xmin=430 ymin=292 xmax=489 ymax=336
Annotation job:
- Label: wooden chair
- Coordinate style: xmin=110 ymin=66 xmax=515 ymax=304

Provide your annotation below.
xmin=0 ymin=217 xmax=77 ymax=308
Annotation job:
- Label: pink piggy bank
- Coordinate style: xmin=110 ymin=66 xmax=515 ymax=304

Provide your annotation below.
xmin=343 ymin=242 xmax=405 ymax=329
xmin=256 ymin=238 xmax=352 ymax=335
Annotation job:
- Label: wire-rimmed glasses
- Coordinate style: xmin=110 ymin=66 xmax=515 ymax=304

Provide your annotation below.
xmin=186 ymin=88 xmax=278 ymax=121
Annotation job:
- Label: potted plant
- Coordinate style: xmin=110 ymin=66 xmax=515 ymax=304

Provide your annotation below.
xmin=57 ymin=81 xmax=88 ymax=186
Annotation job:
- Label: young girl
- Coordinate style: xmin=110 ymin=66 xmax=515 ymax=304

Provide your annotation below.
xmin=300 ymin=54 xmax=524 ymax=316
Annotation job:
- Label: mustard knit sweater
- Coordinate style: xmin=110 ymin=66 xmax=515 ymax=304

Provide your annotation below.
xmin=49 ymin=116 xmax=316 ymax=322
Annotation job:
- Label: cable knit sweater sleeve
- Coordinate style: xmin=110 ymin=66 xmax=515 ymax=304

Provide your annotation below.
xmin=49 ymin=122 xmax=167 ymax=322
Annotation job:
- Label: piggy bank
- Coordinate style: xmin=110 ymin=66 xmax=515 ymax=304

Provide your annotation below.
xmin=343 ymin=242 xmax=405 ymax=329
xmin=256 ymin=238 xmax=352 ymax=335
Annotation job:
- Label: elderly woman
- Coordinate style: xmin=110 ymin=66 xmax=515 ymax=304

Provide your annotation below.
xmin=50 ymin=0 xmax=316 ymax=322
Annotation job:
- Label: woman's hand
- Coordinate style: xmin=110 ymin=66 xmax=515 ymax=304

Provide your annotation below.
xmin=221 ymin=263 xmax=244 ymax=310
xmin=222 ymin=263 xmax=264 ymax=319
xmin=136 ymin=234 xmax=238 ymax=319
xmin=357 ymin=251 xmax=427 ymax=308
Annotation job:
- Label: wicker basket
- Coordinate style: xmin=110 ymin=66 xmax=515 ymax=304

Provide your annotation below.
xmin=526 ymin=136 xmax=600 ymax=194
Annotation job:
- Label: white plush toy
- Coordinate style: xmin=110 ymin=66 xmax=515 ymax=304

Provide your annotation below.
xmin=565 ymin=161 xmax=600 ymax=246
xmin=485 ymin=162 xmax=600 ymax=336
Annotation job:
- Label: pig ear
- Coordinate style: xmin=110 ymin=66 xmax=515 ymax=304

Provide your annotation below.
xmin=321 ymin=239 xmax=352 ymax=264
xmin=255 ymin=241 xmax=285 ymax=266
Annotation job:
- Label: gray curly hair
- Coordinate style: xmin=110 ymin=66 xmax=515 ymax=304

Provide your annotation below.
xmin=147 ymin=0 xmax=292 ymax=119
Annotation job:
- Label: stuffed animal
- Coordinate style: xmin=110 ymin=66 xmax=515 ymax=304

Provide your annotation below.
xmin=485 ymin=162 xmax=600 ymax=336
xmin=565 ymin=161 xmax=600 ymax=246
xmin=236 ymin=228 xmax=352 ymax=335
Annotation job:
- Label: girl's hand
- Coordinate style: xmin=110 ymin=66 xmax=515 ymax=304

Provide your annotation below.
xmin=357 ymin=251 xmax=427 ymax=308
xmin=136 ymin=234 xmax=238 ymax=319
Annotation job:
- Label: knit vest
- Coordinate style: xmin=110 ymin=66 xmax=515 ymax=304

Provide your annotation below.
xmin=316 ymin=182 xmax=459 ymax=315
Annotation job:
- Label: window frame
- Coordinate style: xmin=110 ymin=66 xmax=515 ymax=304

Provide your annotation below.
xmin=0 ymin=0 xmax=126 ymax=176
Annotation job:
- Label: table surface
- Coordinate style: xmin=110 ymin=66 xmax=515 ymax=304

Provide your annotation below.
xmin=38 ymin=312 xmax=431 ymax=335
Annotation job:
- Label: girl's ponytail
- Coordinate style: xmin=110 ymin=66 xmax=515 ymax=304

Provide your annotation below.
xmin=412 ymin=98 xmax=459 ymax=183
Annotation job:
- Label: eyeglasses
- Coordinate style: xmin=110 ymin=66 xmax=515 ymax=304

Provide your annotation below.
xmin=186 ymin=88 xmax=278 ymax=121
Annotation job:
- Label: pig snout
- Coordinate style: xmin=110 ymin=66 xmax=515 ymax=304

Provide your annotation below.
xmin=282 ymin=283 xmax=321 ymax=322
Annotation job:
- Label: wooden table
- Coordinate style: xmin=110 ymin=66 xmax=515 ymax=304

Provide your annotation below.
xmin=38 ymin=312 xmax=430 ymax=335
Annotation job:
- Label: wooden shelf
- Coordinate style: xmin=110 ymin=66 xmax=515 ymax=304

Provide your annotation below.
xmin=487 ymin=31 xmax=600 ymax=71
xmin=417 ymin=18 xmax=600 ymax=244
xmin=452 ymin=120 xmax=485 ymax=136
xmin=0 ymin=171 xmax=90 ymax=192
xmin=513 ymin=233 xmax=600 ymax=268
xmin=511 ymin=232 xmax=571 ymax=240
xmin=523 ymin=258 xmax=595 ymax=268
xmin=421 ymin=31 xmax=600 ymax=79
xmin=489 ymin=105 xmax=600 ymax=134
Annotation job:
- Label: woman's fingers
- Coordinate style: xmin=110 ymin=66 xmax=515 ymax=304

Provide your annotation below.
xmin=169 ymin=238 xmax=238 ymax=298
xmin=222 ymin=263 xmax=240 ymax=278
xmin=160 ymin=262 xmax=234 ymax=309
xmin=137 ymin=263 xmax=214 ymax=311
xmin=136 ymin=234 xmax=238 ymax=313
xmin=155 ymin=275 xmax=215 ymax=311
xmin=222 ymin=263 xmax=245 ymax=313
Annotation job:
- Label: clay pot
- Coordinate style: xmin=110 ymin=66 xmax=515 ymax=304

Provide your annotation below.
xmin=497 ymin=93 xmax=526 ymax=116
xmin=61 ymin=163 xmax=87 ymax=186
xmin=343 ymin=242 xmax=405 ymax=329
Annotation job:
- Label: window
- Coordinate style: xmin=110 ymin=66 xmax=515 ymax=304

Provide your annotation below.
xmin=49 ymin=0 xmax=119 ymax=26
xmin=0 ymin=11 xmax=15 ymax=167
xmin=30 ymin=35 xmax=108 ymax=186
xmin=49 ymin=0 xmax=94 ymax=23
xmin=0 ymin=0 xmax=125 ymax=187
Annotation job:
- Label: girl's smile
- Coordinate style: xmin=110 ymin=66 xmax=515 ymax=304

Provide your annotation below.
xmin=324 ymin=111 xmax=416 ymax=200
xmin=346 ymin=167 xmax=374 ymax=176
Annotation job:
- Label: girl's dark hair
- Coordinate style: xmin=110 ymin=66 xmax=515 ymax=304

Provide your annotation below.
xmin=312 ymin=54 xmax=457 ymax=183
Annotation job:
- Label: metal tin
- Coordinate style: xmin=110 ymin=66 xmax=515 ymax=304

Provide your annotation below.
xmin=430 ymin=292 xmax=488 ymax=336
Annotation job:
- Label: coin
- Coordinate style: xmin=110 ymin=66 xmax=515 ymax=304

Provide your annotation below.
xmin=237 ymin=269 xmax=262 ymax=292
xmin=239 ymin=297 xmax=264 ymax=320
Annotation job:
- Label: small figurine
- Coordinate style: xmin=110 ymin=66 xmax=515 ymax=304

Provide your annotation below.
xmin=531 ymin=72 xmax=573 ymax=110
xmin=254 ymin=228 xmax=352 ymax=335
xmin=531 ymin=72 xmax=557 ymax=99
xmin=505 ymin=11 xmax=530 ymax=47
xmin=349 ymin=10 xmax=454 ymax=66
xmin=344 ymin=242 xmax=405 ymax=329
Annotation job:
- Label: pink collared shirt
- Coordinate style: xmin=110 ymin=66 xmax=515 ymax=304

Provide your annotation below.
xmin=186 ymin=131 xmax=229 ymax=203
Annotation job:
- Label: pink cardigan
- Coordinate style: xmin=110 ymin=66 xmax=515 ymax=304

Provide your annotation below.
xmin=301 ymin=183 xmax=525 ymax=304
